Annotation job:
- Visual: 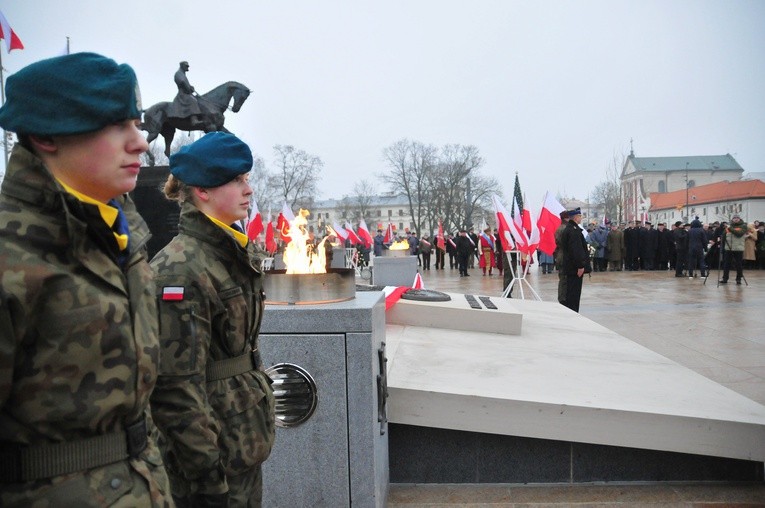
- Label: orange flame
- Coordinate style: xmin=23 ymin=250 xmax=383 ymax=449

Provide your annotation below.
xmin=283 ymin=209 xmax=329 ymax=274
xmin=389 ymin=239 xmax=409 ymax=250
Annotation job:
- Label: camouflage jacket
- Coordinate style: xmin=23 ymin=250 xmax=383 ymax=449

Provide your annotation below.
xmin=150 ymin=203 xmax=275 ymax=498
xmin=0 ymin=146 xmax=171 ymax=506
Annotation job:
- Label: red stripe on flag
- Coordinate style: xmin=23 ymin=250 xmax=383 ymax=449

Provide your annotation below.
xmin=385 ymin=286 xmax=411 ymax=310
xmin=162 ymin=286 xmax=184 ymax=301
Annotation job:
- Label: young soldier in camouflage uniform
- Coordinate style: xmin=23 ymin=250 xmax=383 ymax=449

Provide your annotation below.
xmin=150 ymin=132 xmax=275 ymax=507
xmin=0 ymin=53 xmax=173 ymax=506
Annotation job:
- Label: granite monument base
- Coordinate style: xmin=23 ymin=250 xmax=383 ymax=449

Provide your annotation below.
xmin=258 ymin=291 xmax=389 ymax=507
xmin=372 ymin=256 xmax=418 ymax=287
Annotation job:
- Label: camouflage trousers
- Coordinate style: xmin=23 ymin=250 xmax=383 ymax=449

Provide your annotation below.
xmin=171 ymin=466 xmax=262 ymax=508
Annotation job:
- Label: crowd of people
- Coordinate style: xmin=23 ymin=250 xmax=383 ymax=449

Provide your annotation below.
xmin=360 ymin=208 xmax=764 ymax=313
xmin=575 ymin=215 xmax=764 ymax=282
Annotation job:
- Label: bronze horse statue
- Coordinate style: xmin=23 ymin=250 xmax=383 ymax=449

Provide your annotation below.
xmin=141 ymin=81 xmax=250 ymax=165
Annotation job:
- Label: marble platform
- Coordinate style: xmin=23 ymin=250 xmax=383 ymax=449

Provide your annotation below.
xmin=385 ymin=293 xmax=765 ymax=463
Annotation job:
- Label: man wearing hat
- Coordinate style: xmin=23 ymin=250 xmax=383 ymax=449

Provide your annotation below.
xmin=720 ymin=214 xmax=750 ymax=284
xmin=559 ymin=207 xmax=590 ymax=312
xmin=639 ymin=221 xmax=658 ymax=270
xmin=455 ymin=228 xmax=473 ymax=277
xmin=150 ymin=132 xmax=276 ymax=506
xmin=655 ymin=222 xmax=672 ymax=270
xmin=553 ymin=210 xmax=570 ymax=304
xmin=673 ymin=220 xmax=689 ymax=277
xmin=0 ymin=53 xmax=172 ymax=505
xmin=374 ymin=228 xmax=386 ymax=256
xmin=606 ymin=221 xmax=625 ymax=271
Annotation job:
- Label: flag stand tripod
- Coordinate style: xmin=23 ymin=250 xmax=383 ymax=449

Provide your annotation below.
xmin=501 ymin=250 xmax=541 ymax=300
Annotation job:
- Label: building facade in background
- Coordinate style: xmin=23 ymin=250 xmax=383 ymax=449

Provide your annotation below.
xmin=311 ymin=193 xmax=415 ymax=236
xmin=648 ymin=179 xmax=765 ymax=225
xmin=621 ymin=151 xmax=744 ymax=222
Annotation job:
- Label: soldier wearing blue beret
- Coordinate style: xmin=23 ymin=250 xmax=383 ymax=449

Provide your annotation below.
xmin=0 ymin=53 xmax=173 ymax=506
xmin=150 ymin=132 xmax=276 ymax=507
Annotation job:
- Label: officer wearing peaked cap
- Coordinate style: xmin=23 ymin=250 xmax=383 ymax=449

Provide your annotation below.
xmin=0 ymin=53 xmax=172 ymax=506
xmin=559 ymin=207 xmax=589 ymax=312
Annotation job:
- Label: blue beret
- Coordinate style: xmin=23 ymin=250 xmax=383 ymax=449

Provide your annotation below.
xmin=0 ymin=52 xmax=142 ymax=136
xmin=170 ymin=132 xmax=253 ymax=187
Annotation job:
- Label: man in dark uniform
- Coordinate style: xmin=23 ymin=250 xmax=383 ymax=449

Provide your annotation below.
xmin=639 ymin=221 xmax=658 ymax=270
xmin=624 ymin=220 xmax=641 ymax=270
xmin=673 ymin=221 xmax=689 ymax=277
xmin=655 ymin=223 xmax=672 ymax=270
xmin=560 ymin=208 xmax=589 ymax=313
xmin=467 ymin=227 xmax=479 ymax=268
xmin=455 ymin=229 xmax=473 ymax=277
xmin=446 ymin=232 xmax=457 ymax=268
xmin=553 ymin=211 xmax=570 ymax=304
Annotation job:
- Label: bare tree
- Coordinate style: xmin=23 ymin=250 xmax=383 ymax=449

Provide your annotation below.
xmin=381 ymin=139 xmax=437 ymax=235
xmin=424 ymin=144 xmax=487 ymax=233
xmin=269 ymin=144 xmax=322 ymax=210
xmin=140 ymin=131 xmax=197 ymax=166
xmin=592 ymin=149 xmax=626 ymax=222
xmin=247 ymin=155 xmax=273 ymax=214
xmin=350 ymin=179 xmax=377 ymax=222
xmin=336 ymin=196 xmax=354 ymax=222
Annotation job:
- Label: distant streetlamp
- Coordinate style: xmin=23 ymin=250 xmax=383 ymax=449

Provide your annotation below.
xmin=685 ymin=162 xmax=690 ymax=221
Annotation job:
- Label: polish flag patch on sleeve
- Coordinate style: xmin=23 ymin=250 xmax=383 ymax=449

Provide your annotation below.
xmin=162 ymin=286 xmax=185 ymax=301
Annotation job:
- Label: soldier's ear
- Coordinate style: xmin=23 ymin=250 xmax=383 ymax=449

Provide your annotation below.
xmin=192 ymin=187 xmax=210 ymax=203
xmin=28 ymin=135 xmax=57 ymax=154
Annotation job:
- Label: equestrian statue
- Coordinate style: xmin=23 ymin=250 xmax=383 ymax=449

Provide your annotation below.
xmin=141 ymin=61 xmax=251 ymax=165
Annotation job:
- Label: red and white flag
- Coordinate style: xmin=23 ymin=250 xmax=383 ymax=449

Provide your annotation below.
xmin=246 ymin=198 xmax=264 ymax=242
xmin=344 ymin=222 xmax=362 ymax=245
xmin=382 ymin=223 xmax=395 ymax=244
xmin=265 ymin=220 xmax=277 ymax=254
xmin=436 ymin=220 xmax=446 ymax=250
xmin=493 ymin=194 xmax=530 ymax=253
xmin=357 ymin=219 xmax=373 ymax=248
xmin=511 ymin=197 xmax=530 ymax=253
xmin=412 ymin=272 xmax=424 ymax=289
xmin=0 ymin=10 xmax=24 ymax=53
xmin=277 ymin=202 xmax=294 ymax=243
xmin=162 ymin=286 xmax=184 ymax=301
xmin=332 ymin=222 xmax=349 ymax=242
xmin=536 ymin=191 xmax=565 ymax=255
xmin=522 ymin=209 xmax=533 ymax=235
xmin=492 ymin=195 xmax=516 ymax=251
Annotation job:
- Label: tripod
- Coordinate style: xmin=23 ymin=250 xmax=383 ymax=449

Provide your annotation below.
xmin=703 ymin=238 xmax=721 ymax=286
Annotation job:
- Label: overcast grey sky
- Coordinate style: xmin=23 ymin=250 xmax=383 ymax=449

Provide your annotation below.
xmin=3 ymin=0 xmax=764 ymax=211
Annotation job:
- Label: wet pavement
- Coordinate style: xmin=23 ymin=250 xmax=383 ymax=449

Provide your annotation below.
xmin=383 ymin=264 xmax=765 ymax=506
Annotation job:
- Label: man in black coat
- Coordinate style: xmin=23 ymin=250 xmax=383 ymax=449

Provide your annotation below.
xmin=624 ymin=220 xmax=641 ymax=270
xmin=639 ymin=221 xmax=658 ymax=270
xmin=655 ymin=222 xmax=672 ymax=270
xmin=560 ymin=208 xmax=589 ymax=313
xmin=673 ymin=221 xmax=689 ymax=277
xmin=455 ymin=229 xmax=473 ymax=277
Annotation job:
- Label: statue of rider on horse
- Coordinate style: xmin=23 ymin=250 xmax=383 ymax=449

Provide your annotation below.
xmin=141 ymin=61 xmax=251 ymax=165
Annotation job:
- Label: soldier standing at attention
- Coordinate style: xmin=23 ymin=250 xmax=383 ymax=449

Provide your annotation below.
xmin=0 ymin=53 xmax=173 ymax=506
xmin=560 ymin=207 xmax=590 ymax=313
xmin=149 ymin=132 xmax=275 ymax=507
